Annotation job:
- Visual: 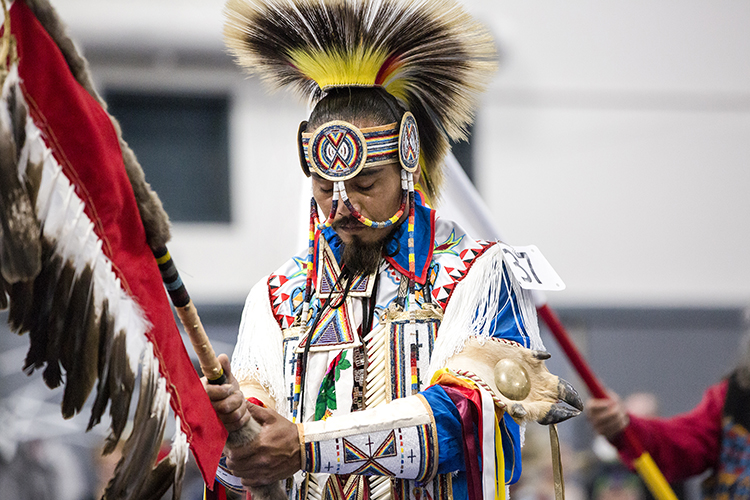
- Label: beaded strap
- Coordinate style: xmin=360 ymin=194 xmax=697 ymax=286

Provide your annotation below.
xmin=314 ymin=188 xmax=339 ymax=230
xmin=301 ymin=198 xmax=319 ymax=330
xmin=406 ymin=172 xmax=416 ymax=314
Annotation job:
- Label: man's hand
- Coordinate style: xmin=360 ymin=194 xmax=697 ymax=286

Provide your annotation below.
xmin=224 ymin=404 xmax=302 ymax=489
xmin=585 ymin=391 xmax=630 ymax=440
xmin=203 ymin=354 xmax=252 ymax=432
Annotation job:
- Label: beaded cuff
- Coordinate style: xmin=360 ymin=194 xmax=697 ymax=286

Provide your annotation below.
xmin=300 ymin=395 xmax=438 ymax=482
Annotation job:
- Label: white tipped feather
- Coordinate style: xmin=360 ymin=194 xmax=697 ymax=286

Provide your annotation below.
xmin=26 ymin=119 xmax=151 ymax=377
xmin=0 ymin=64 xmax=41 ymax=282
xmin=104 ymin=345 xmax=171 ymax=500
xmin=169 ymin=419 xmax=190 ymax=500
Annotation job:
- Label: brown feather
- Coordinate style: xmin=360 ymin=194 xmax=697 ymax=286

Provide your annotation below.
xmin=0 ymin=267 xmax=8 ymax=310
xmin=60 ymin=263 xmax=98 ymax=418
xmin=7 ymin=279 xmax=33 ymax=332
xmin=103 ymin=352 xmax=169 ymax=499
xmin=41 ymin=256 xmax=77 ymax=388
xmin=0 ymin=114 xmax=41 ymax=283
xmin=136 ymin=456 xmax=176 ymax=500
xmin=22 ymin=158 xmax=43 ymax=212
xmin=22 ymin=239 xmax=60 ymax=374
xmin=143 ymin=432 xmax=190 ymax=500
xmin=88 ymin=300 xmax=114 ymax=431
xmin=7 ymin=81 xmax=27 ymax=165
xmin=102 ymin=331 xmax=135 ymax=455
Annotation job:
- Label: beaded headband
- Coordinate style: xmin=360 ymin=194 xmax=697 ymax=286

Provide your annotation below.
xmin=299 ymin=112 xmax=420 ymax=181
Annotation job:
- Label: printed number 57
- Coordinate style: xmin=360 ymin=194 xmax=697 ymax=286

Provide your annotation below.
xmin=502 ymin=249 xmax=542 ymax=285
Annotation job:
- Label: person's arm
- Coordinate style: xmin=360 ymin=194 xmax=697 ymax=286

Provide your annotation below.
xmin=205 ymin=276 xmax=300 ymax=491
xmin=586 ymin=381 xmax=727 ymax=482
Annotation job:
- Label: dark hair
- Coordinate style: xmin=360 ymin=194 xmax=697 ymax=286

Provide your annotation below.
xmin=307 ymin=87 xmax=405 ymax=129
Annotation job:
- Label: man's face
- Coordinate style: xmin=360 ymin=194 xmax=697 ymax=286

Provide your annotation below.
xmin=311 ymin=161 xmax=404 ymax=246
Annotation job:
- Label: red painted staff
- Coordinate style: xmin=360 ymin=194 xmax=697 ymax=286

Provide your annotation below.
xmin=536 ymin=297 xmax=678 ymax=500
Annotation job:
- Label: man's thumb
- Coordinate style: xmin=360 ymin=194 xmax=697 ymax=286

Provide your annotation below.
xmin=216 ymin=353 xmax=235 ymax=383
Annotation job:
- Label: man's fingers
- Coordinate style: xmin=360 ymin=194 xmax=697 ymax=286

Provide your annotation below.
xmin=206 ymin=388 xmax=251 ymax=431
xmin=205 ymin=383 xmax=236 ymax=402
xmin=225 ymin=445 xmax=258 ymax=468
xmin=217 ymin=353 xmax=232 ymax=378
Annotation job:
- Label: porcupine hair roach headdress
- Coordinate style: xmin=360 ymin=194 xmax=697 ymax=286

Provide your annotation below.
xmin=223 ymin=0 xmax=497 ymax=201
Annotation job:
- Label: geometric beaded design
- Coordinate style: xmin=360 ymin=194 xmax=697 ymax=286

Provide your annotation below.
xmin=302 ymin=121 xmax=399 ymax=181
xmin=309 ymin=122 xmax=366 ymax=181
xmin=398 ymin=112 xmax=420 ymax=173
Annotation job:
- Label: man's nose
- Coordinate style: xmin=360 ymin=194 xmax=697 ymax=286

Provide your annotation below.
xmin=336 ymin=190 xmax=360 ymax=218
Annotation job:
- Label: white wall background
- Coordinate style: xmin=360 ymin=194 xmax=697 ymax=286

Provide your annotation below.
xmin=52 ymin=0 xmax=750 ymax=309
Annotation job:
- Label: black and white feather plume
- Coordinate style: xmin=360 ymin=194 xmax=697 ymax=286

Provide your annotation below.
xmin=223 ymin=0 xmax=498 ymax=199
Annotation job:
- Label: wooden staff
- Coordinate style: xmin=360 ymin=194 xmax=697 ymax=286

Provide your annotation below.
xmin=152 ymin=246 xmax=286 ymax=500
xmin=152 ymin=246 xmax=226 ymax=385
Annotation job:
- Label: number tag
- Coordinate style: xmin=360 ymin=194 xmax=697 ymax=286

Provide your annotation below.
xmin=498 ymin=244 xmax=566 ymax=291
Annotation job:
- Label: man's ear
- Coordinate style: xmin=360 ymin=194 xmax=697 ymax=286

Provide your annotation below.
xmin=412 ymin=163 xmax=422 ymax=186
xmin=297 ymin=121 xmax=311 ymax=177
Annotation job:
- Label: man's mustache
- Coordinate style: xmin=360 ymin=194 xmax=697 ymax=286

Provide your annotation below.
xmin=332 ymin=216 xmax=364 ymax=230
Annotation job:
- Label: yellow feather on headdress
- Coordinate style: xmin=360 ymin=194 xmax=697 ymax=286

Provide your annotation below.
xmin=223 ymin=0 xmax=497 ymax=198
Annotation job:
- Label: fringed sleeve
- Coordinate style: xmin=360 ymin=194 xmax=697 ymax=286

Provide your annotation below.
xmin=231 ymin=276 xmax=287 ymax=413
xmin=428 ymin=244 xmax=544 ymax=378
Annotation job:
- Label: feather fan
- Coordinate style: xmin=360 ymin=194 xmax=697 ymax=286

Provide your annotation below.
xmin=223 ymin=0 xmax=498 ymax=198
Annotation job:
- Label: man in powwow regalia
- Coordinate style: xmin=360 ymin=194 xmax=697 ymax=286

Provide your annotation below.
xmin=205 ymin=1 xmax=584 ymax=499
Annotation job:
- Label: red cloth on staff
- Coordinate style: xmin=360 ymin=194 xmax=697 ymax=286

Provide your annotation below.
xmin=8 ymin=1 xmax=227 ymax=484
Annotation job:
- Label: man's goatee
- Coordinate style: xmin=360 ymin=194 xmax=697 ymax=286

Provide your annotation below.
xmin=341 ymin=236 xmax=383 ymax=275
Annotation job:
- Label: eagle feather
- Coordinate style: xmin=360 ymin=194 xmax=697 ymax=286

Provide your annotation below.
xmin=103 ymin=346 xmax=170 ymax=500
xmin=0 ymin=66 xmax=40 ymax=283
